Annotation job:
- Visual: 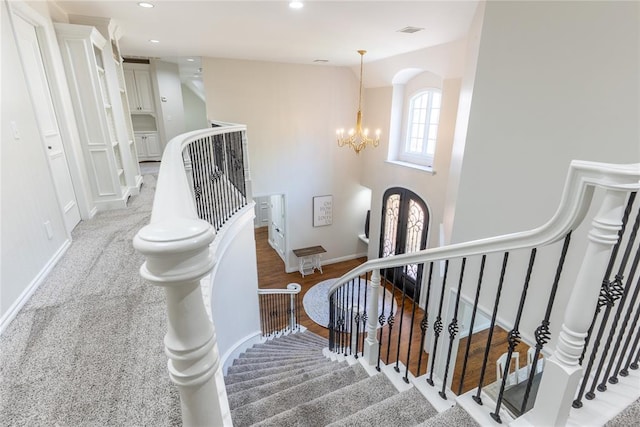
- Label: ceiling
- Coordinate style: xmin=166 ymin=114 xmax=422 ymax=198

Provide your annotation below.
xmin=55 ymin=1 xmax=479 ymax=68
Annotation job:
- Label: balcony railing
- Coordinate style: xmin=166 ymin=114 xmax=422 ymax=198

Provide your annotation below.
xmin=134 ymin=122 xmax=251 ymax=426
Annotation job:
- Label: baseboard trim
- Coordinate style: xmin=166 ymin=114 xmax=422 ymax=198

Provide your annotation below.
xmin=220 ymin=330 xmax=263 ymax=375
xmin=0 ymin=238 xmax=71 ymax=335
xmin=285 ymin=252 xmax=367 ymax=274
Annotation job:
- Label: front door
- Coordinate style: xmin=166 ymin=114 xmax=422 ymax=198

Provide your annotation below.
xmin=13 ymin=14 xmax=81 ymax=232
xmin=379 ymin=188 xmax=429 ymax=300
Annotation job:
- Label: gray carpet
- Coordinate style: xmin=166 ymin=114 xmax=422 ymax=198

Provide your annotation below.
xmin=0 ymin=174 xmax=181 ymax=426
xmin=227 ymin=331 xmax=443 ymax=427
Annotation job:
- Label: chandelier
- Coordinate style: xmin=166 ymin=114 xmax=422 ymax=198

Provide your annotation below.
xmin=336 ymin=50 xmax=380 ymax=154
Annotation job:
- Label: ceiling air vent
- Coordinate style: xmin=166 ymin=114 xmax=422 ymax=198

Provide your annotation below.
xmin=313 ymin=59 xmax=329 ymax=63
xmin=397 ymin=26 xmax=425 ymax=34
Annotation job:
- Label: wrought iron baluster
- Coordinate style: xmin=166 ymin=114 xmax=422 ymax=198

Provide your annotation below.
xmin=428 ymin=259 xmax=449 ymax=387
xmin=631 ymin=340 xmax=640 ymax=370
xmin=257 ymin=294 xmax=262 ymax=336
xmin=583 ymin=208 xmax=640 ymax=400
xmin=376 ymin=268 xmax=388 ymax=372
xmin=614 ymin=279 xmax=640 ymax=379
xmin=521 ymin=233 xmax=572 ymax=414
xmin=491 ymin=248 xmax=537 ymax=424
xmin=474 ymin=252 xmax=509 ymax=405
xmin=458 ymin=255 xmax=487 ymax=395
xmin=440 ymin=257 xmax=467 ymax=400
xmin=395 ymin=270 xmax=409 ymax=374
xmin=329 ymin=292 xmax=335 ymax=351
xmin=620 ymin=322 xmax=640 ymax=376
xmin=404 ymin=263 xmax=424 ymax=383
xmin=417 ymin=262 xmax=434 ymax=377
xmin=348 ymin=279 xmax=355 ymax=356
xmin=361 ymin=274 xmax=369 ymax=358
xmin=605 ymin=246 xmax=640 ymax=386
xmin=354 ymin=277 xmax=362 ymax=358
xmin=386 ymin=268 xmax=398 ymax=365
xmin=202 ymin=137 xmax=215 ymax=225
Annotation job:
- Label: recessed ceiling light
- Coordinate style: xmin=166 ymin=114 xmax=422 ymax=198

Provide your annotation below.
xmin=186 ymin=58 xmax=195 ymax=62
xmin=289 ymin=1 xmax=303 ymax=9
xmin=149 ymin=39 xmax=159 ymax=43
xmin=138 ymin=2 xmax=154 ymax=8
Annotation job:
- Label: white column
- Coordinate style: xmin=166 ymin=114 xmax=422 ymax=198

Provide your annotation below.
xmin=134 ymin=218 xmax=230 ymax=427
xmin=520 ymin=189 xmax=629 ymax=427
xmin=362 ymin=269 xmax=381 ymax=365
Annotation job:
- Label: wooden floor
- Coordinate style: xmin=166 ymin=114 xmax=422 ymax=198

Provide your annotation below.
xmin=255 ymin=226 xmax=536 ymax=396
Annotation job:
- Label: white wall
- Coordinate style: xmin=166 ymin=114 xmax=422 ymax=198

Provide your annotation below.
xmin=450 ymin=0 xmax=640 ymax=244
xmin=150 ymin=60 xmax=185 ymax=145
xmin=438 ymin=0 xmax=639 ymax=353
xmin=210 ymin=214 xmax=261 ymax=357
xmin=1 ymin=1 xmax=70 ymax=324
xmin=182 ymin=84 xmax=208 ymax=132
xmin=203 ymin=58 xmax=369 ymax=272
xmin=360 ymin=77 xmax=461 ymax=263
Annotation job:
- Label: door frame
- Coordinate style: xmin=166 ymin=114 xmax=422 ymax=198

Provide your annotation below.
xmin=8 ymin=1 xmax=95 ymax=220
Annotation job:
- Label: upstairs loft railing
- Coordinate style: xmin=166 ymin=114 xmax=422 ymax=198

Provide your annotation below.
xmin=134 ymin=122 xmax=251 ymax=426
xmin=327 ymin=161 xmax=640 ymax=426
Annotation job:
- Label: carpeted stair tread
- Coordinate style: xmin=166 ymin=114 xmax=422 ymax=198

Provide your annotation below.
xmin=605 ymin=397 xmax=640 ymax=426
xmin=239 ymin=351 xmax=322 ymax=360
xmin=226 ymin=361 xmax=347 ymax=395
xmin=232 ymin=353 xmax=326 ymax=366
xmin=253 ymin=372 xmax=398 ymax=427
xmin=241 ymin=348 xmax=323 ymax=357
xmin=226 ymin=356 xmax=326 ymax=374
xmin=224 ymin=359 xmax=331 ymax=385
xmin=251 ymin=339 xmax=324 ymax=352
xmin=327 ymin=385 xmax=438 ymax=427
xmin=276 ymin=332 xmax=327 ymax=344
xmin=415 ymin=404 xmax=479 ymax=427
xmin=230 ymin=363 xmax=369 ymax=426
xmin=267 ymin=335 xmax=326 ymax=348
xmin=227 ymin=361 xmax=355 ymax=409
xmin=249 ymin=343 xmax=323 ymax=352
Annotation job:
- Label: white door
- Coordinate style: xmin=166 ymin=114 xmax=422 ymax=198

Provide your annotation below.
xmin=13 ymin=14 xmax=81 ymax=232
xmin=269 ymin=194 xmax=286 ymax=258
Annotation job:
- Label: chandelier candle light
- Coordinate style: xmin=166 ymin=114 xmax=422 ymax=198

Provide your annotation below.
xmin=337 ymin=50 xmax=381 ymax=154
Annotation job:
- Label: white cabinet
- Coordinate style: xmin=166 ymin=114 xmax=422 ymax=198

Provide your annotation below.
xmin=124 ymin=65 xmax=155 ymax=113
xmin=135 ymin=132 xmax=161 ymax=161
xmin=55 ymin=23 xmax=133 ymax=211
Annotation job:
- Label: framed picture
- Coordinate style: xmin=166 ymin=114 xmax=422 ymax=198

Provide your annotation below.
xmin=313 ymin=195 xmax=333 ymax=227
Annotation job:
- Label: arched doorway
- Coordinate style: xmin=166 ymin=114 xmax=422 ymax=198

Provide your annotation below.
xmin=378 ymin=187 xmax=429 ymax=300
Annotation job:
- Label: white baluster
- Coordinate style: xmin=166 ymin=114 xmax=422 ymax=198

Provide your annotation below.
xmin=134 ymin=218 xmax=230 ymax=426
xmin=363 ymin=269 xmax=381 ymax=365
xmin=518 ymin=189 xmax=629 ymax=427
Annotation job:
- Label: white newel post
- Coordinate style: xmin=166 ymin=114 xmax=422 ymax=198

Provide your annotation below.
xmin=287 ymin=283 xmax=301 ymax=331
xmin=134 ymin=218 xmax=230 ymax=427
xmin=363 ymin=269 xmax=381 ymax=365
xmin=521 ymin=189 xmax=629 ymax=427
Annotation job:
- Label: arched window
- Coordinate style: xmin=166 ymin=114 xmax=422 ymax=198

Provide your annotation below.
xmin=400 ymin=89 xmax=442 ymax=167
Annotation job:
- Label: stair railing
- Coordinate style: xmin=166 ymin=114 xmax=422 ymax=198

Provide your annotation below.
xmin=134 ymin=123 xmax=251 ymax=426
xmin=327 ymin=160 xmax=640 ymax=426
xmin=258 ymin=284 xmax=302 ymax=337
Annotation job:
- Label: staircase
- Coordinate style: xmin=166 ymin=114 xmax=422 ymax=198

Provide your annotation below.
xmin=224 ymin=331 xmax=478 ymax=427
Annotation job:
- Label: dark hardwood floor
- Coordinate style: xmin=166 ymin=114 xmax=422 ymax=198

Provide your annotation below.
xmin=254 ymin=226 xmax=534 ymax=395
